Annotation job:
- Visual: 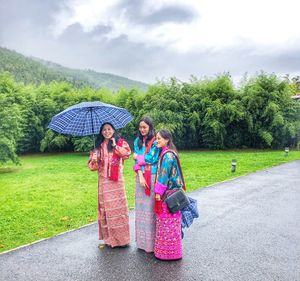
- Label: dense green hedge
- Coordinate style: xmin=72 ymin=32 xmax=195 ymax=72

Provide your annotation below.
xmin=1 ymin=71 xmax=300 ymax=164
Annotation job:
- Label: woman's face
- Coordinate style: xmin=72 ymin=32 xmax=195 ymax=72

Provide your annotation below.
xmin=101 ymin=124 xmax=115 ymax=140
xmin=156 ymin=132 xmax=169 ymax=148
xmin=139 ymin=121 xmax=150 ymax=137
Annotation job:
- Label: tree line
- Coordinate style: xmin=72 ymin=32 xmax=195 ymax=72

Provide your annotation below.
xmin=1 ymin=71 xmax=300 ymax=164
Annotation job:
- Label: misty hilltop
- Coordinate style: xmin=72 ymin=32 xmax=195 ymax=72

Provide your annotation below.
xmin=0 ymin=47 xmax=148 ymax=92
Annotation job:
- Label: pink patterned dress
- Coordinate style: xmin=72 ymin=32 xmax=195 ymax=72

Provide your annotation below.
xmin=88 ymin=139 xmax=131 ymax=247
xmin=154 ymin=150 xmax=183 ymax=260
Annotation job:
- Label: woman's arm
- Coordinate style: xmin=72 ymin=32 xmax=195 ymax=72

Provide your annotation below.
xmin=87 ymin=150 xmax=98 ymax=171
xmin=136 ymin=141 xmax=160 ymax=165
xmin=115 ymin=139 xmax=131 ymax=159
xmin=154 ymin=152 xmax=174 ymax=196
xmin=133 ymin=138 xmax=144 ymax=173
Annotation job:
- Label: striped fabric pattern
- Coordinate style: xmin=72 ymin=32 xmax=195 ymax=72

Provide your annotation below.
xmin=98 ymin=176 xmax=130 ymax=247
xmin=88 ymin=139 xmax=131 ymax=247
xmin=135 ymin=174 xmax=156 ymax=252
xmin=181 ymin=197 xmax=199 ymax=228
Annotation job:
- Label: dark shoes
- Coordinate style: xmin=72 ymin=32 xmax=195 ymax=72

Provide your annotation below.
xmin=98 ymin=243 xmax=129 ymax=250
xmin=113 ymin=244 xmax=129 ymax=248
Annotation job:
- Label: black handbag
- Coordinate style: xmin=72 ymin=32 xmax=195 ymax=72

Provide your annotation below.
xmin=165 ymin=189 xmax=190 ymax=213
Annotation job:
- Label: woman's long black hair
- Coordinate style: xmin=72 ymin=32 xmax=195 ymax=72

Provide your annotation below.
xmin=137 ymin=116 xmax=156 ymax=149
xmin=157 ymin=129 xmax=177 ymax=152
xmin=95 ymin=122 xmax=120 ymax=152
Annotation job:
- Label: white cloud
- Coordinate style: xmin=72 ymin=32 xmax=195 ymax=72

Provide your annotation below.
xmin=51 ymin=0 xmax=300 ymax=54
xmin=50 ymin=0 xmax=122 ymax=36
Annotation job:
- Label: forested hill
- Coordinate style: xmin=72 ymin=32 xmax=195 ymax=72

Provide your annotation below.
xmin=0 ymin=47 xmax=148 ymax=92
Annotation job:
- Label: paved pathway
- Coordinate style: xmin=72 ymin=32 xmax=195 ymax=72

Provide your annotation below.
xmin=1 ymin=161 xmax=300 ymax=281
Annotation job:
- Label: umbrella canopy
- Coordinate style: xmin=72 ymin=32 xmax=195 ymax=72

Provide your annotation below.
xmin=48 ymin=101 xmax=133 ymax=136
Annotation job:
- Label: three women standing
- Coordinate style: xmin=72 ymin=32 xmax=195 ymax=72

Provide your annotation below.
xmin=88 ymin=122 xmax=131 ymax=248
xmin=133 ymin=117 xmax=161 ymax=253
xmin=88 ymin=120 xmax=184 ymax=260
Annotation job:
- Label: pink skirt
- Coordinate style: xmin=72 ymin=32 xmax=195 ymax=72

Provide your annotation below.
xmin=98 ymin=175 xmax=130 ymax=247
xmin=154 ymin=201 xmax=182 ymax=260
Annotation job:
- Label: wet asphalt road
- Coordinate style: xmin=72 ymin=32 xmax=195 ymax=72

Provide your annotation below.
xmin=1 ymin=160 xmax=299 ymax=281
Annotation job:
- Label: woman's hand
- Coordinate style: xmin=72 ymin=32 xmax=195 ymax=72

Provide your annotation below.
xmin=133 ymin=153 xmax=138 ymax=160
xmin=155 ymin=194 xmax=161 ymax=201
xmin=92 ymin=152 xmax=97 ymax=162
xmin=111 ymin=137 xmax=116 ymax=147
xmin=139 ymin=174 xmax=148 ymax=189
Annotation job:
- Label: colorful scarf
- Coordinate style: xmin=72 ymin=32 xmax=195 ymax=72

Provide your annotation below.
xmin=109 ymin=138 xmax=124 ymax=181
xmin=143 ymin=136 xmax=156 ymax=196
xmin=154 ymin=147 xmax=186 ymax=214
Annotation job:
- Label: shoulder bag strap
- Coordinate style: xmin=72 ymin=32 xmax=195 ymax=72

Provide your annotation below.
xmin=157 ymin=149 xmax=186 ymax=191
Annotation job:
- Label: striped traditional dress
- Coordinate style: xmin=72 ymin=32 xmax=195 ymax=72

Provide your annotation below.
xmin=133 ymin=137 xmax=160 ymax=252
xmin=88 ymin=139 xmax=131 ymax=247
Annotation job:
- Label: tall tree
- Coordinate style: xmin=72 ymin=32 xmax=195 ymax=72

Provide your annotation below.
xmin=0 ymin=73 xmax=22 ymax=164
xmin=240 ymin=73 xmax=300 ymax=148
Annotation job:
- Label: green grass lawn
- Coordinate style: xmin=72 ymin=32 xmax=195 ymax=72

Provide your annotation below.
xmin=1 ymin=150 xmax=300 ymax=253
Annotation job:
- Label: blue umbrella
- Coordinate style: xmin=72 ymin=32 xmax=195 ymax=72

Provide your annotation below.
xmin=48 ymin=101 xmax=133 ymax=145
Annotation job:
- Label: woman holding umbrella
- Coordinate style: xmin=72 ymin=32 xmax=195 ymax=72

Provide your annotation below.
xmin=88 ymin=122 xmax=131 ymax=248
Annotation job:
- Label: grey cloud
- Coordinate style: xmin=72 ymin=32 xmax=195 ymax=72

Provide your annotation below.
xmin=264 ymin=50 xmax=300 ymax=73
xmin=116 ymin=0 xmax=196 ymax=25
xmin=0 ymin=0 xmax=60 ymax=47
xmin=0 ymin=0 xmax=59 ymax=27
xmin=1 ymin=0 xmax=300 ymax=85
xmin=90 ymin=25 xmax=113 ymax=37
xmin=141 ymin=6 xmax=197 ymax=25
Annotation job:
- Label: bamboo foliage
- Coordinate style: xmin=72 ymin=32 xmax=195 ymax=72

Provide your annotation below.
xmin=0 ymin=71 xmax=300 ymax=164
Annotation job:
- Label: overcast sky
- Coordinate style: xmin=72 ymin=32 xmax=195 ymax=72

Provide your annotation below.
xmin=1 ymin=0 xmax=300 ymax=84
